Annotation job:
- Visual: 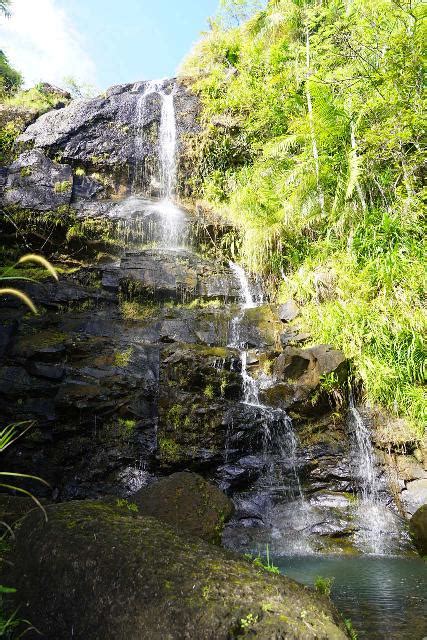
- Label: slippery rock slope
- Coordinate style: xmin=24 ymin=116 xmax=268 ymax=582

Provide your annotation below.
xmin=13 ymin=78 xmax=199 ymax=198
xmin=7 ymin=501 xmax=349 ymax=640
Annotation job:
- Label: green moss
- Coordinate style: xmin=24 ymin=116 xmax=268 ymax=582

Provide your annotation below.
xmin=120 ymin=300 xmax=157 ymax=321
xmin=20 ymin=167 xmax=32 ymax=178
xmin=17 ymin=330 xmax=67 ymax=349
xmin=158 ymin=438 xmax=183 ymax=463
xmin=54 ymin=180 xmax=72 ymax=194
xmin=114 ymin=348 xmax=133 ymax=367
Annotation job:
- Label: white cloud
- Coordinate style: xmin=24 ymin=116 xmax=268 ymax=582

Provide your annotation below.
xmin=0 ymin=0 xmax=97 ymax=89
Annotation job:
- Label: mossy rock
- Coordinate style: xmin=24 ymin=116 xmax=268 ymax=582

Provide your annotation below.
xmin=131 ymin=472 xmax=234 ymax=544
xmin=6 ymin=500 xmax=350 ymax=639
xmin=409 ymin=504 xmax=427 ymax=557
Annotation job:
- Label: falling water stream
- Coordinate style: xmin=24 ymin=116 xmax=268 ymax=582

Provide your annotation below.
xmin=347 ymin=394 xmax=409 ymax=555
xmin=227 ymin=262 xmax=305 ymax=531
xmin=112 ymin=79 xmax=187 ymax=249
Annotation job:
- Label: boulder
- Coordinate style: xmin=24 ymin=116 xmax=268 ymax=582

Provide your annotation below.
xmin=261 ymin=345 xmax=348 ymax=418
xmin=2 ymin=150 xmax=73 ymax=210
xmin=409 ymin=504 xmax=427 ymax=556
xmin=278 ymin=300 xmax=300 ymax=322
xmin=131 ymin=471 xmax=234 ymax=543
xmin=6 ymin=500 xmax=349 ymax=640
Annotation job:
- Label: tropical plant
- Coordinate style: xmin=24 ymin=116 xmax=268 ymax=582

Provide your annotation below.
xmin=180 ymin=0 xmax=426 ymax=437
xmin=0 ymin=254 xmax=58 ymax=518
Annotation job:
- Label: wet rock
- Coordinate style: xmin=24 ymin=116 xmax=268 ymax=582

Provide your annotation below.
xmin=72 ymin=174 xmax=104 ymax=199
xmin=401 ymin=479 xmax=427 ymax=516
xmin=2 ymin=150 xmax=73 ymax=210
xmin=409 ymin=504 xmax=427 ymax=556
xmin=105 ymin=249 xmax=241 ymax=302
xmin=18 ymin=79 xmax=199 ymax=197
xmin=278 ymin=300 xmax=300 ymax=322
xmin=131 ymin=471 xmax=234 ymax=543
xmin=216 ymin=456 xmax=263 ymax=494
xmin=238 ymin=305 xmax=282 ymax=348
xmin=6 ymin=500 xmax=348 ymax=640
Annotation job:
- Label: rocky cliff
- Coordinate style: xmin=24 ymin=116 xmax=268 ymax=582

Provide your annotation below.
xmin=0 ymin=77 xmax=425 ymax=560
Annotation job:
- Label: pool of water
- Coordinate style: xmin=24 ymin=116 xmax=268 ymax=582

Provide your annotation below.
xmin=275 ymin=555 xmax=427 ymax=640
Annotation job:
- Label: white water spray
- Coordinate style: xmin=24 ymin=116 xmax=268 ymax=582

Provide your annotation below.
xmin=131 ymin=80 xmax=185 ymax=248
xmin=347 ymin=394 xmax=405 ymax=554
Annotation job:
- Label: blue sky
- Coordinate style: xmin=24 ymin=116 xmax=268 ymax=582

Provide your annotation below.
xmin=0 ymin=0 xmax=219 ymax=91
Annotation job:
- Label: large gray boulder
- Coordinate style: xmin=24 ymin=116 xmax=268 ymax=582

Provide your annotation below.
xmin=2 ymin=149 xmax=73 ymax=210
xmin=6 ymin=500 xmax=349 ymax=640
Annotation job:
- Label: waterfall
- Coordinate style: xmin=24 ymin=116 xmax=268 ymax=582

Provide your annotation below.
xmin=229 ymin=261 xmax=256 ymax=310
xmin=130 ymin=79 xmax=185 ymax=249
xmin=228 ymin=262 xmax=304 ymax=512
xmin=348 ymin=394 xmax=380 ymax=502
xmin=159 ymin=91 xmax=177 ymax=201
xmin=347 ymin=394 xmax=406 ymax=555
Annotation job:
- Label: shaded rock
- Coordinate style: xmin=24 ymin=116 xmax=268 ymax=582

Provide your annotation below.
xmin=261 ymin=345 xmax=348 ymax=419
xmin=0 ymin=495 xmax=44 ymax=527
xmin=2 ymin=150 xmax=73 ymax=210
xmin=401 ymin=479 xmax=427 ymax=516
xmin=6 ymin=500 xmax=348 ymax=640
xmin=72 ymin=174 xmax=104 ymax=200
xmin=409 ymin=504 xmax=427 ymax=556
xmin=278 ymin=300 xmax=300 ymax=322
xmin=131 ymin=471 xmax=233 ymax=543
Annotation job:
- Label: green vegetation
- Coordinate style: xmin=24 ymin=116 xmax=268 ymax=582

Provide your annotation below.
xmin=203 ymin=383 xmax=215 ymax=399
xmin=0 ymin=50 xmax=22 ymax=97
xmin=114 ymin=348 xmax=133 ymax=367
xmin=244 ymin=545 xmax=280 ymax=575
xmin=158 ymin=437 xmax=183 ymax=463
xmin=344 ymin=617 xmax=359 ymax=640
xmin=314 ymin=575 xmax=334 ymax=596
xmin=54 ymin=180 xmax=72 ymax=194
xmin=181 ymin=0 xmax=426 ymax=436
xmin=116 ymin=498 xmax=138 ymax=513
xmin=239 ymin=612 xmax=259 ymax=629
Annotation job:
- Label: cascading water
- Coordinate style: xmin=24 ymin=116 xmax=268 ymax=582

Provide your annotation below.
xmin=114 ymin=79 xmax=186 ymax=250
xmin=225 ymin=262 xmax=307 ymax=552
xmin=347 ymin=394 xmax=408 ymax=555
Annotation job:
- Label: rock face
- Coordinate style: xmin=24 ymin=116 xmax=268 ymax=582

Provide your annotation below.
xmin=15 ymin=78 xmax=199 ymax=198
xmin=6 ymin=501 xmax=349 ymax=640
xmin=409 ymin=505 xmax=427 ymax=556
xmin=2 ymin=149 xmax=73 ymax=210
xmin=131 ymin=471 xmax=234 ymax=543
xmin=0 ymin=73 xmax=420 ymax=559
